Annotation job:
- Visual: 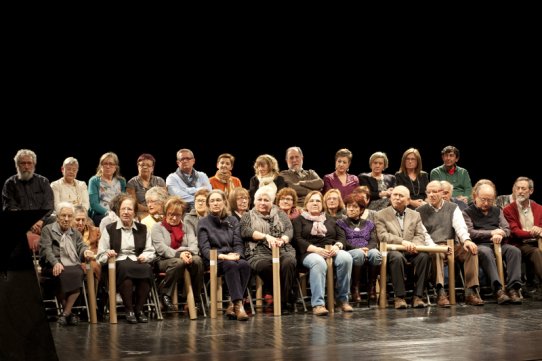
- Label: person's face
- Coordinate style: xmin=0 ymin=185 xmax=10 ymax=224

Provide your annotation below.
xmin=101 ymin=157 xmax=117 ymax=177
xmin=513 ymin=180 xmax=532 ymax=203
xmin=177 ymin=152 xmax=195 ymax=173
xmin=335 ymin=157 xmax=350 ymax=173
xmin=257 ymin=162 xmax=270 ymax=176
xmin=165 ymin=207 xmax=183 ymax=226
xmin=370 ymin=158 xmax=386 ymax=174
xmin=57 ymin=207 xmax=74 ymax=231
xmin=325 ymin=192 xmax=340 ymax=211
xmin=194 ymin=195 xmax=207 ymax=216
xmin=391 ymin=188 xmax=409 ymax=210
xmin=62 ymin=164 xmax=78 ymax=183
xmin=74 ymin=211 xmax=87 ymax=233
xmin=286 ymin=150 xmax=303 ymax=171
xmin=442 ymin=152 xmax=458 ymax=168
xmin=119 ymin=199 xmax=136 ymax=225
xmin=236 ymin=194 xmax=249 ymax=213
xmin=306 ymin=194 xmax=323 ymax=215
xmin=278 ymin=194 xmax=294 ymax=212
xmin=208 ymin=193 xmax=225 ymax=215
xmin=254 ymin=194 xmax=273 ymax=214
xmin=346 ymin=202 xmax=361 ymax=219
xmin=17 ymin=155 xmax=35 ymax=180
xmin=138 ymin=159 xmax=154 ymax=177
xmin=441 ymin=187 xmax=452 ymax=201
xmin=146 ymin=198 xmax=163 ymax=215
xmin=405 ymin=153 xmax=417 ymax=171
xmin=217 ymin=158 xmax=233 ymax=174
xmin=426 ymin=183 xmax=442 ymax=207
xmin=474 ymin=186 xmax=495 ymax=212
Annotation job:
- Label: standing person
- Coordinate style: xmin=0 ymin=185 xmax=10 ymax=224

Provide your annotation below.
xmin=240 ymin=187 xmax=297 ymax=313
xmin=463 ymin=182 xmax=522 ymax=304
xmin=248 ymin=154 xmax=286 ymax=207
xmin=417 ymin=181 xmax=484 ymax=307
xmin=50 ymin=157 xmax=90 ymax=211
xmin=323 ymin=148 xmax=359 ymax=201
xmin=430 ymin=145 xmax=472 ymax=205
xmin=395 ymin=148 xmax=428 ymax=209
xmin=336 ymin=194 xmax=381 ymax=302
xmin=503 ymin=177 xmax=542 ymax=293
xmin=166 ymin=149 xmax=212 ymax=212
xmin=375 ymin=186 xmax=431 ymax=309
xmin=40 ymin=202 xmax=94 ymax=326
xmin=151 ymin=195 xmax=204 ymax=312
xmin=209 ymin=153 xmax=243 ymax=197
xmin=197 ymin=190 xmax=251 ymax=321
xmin=292 ymin=191 xmax=353 ymax=316
xmin=2 ymin=149 xmax=54 ymax=244
xmin=126 ymin=153 xmax=166 ymax=221
xmin=358 ymin=151 xmax=396 ymax=211
xmin=229 ymin=187 xmax=250 ymax=221
xmin=96 ymin=195 xmax=156 ymax=324
xmin=88 ymin=152 xmax=126 ymax=226
xmin=279 ymin=146 xmax=324 ymax=207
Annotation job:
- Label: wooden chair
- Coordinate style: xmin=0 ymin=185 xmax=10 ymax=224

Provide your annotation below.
xmin=252 ymin=246 xmax=282 ymax=316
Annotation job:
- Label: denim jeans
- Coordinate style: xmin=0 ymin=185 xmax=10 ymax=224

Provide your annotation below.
xmin=302 ymin=250 xmax=353 ymax=307
xmin=348 ymin=248 xmax=382 ymax=267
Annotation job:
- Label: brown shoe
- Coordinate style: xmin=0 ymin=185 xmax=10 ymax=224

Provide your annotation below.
xmin=394 ymin=297 xmax=407 ymax=309
xmin=465 ymin=294 xmax=485 ymax=306
xmin=338 ymin=301 xmax=353 ymax=312
xmin=495 ymin=289 xmax=510 ymax=305
xmin=225 ymin=301 xmax=236 ymax=319
xmin=437 ymin=293 xmax=451 ymax=308
xmin=369 ymin=285 xmax=377 ymax=301
xmin=312 ymin=305 xmax=329 ymax=316
xmin=508 ymin=289 xmax=522 ymax=304
xmin=412 ymin=296 xmax=427 ymax=308
xmin=234 ymin=300 xmax=249 ymax=321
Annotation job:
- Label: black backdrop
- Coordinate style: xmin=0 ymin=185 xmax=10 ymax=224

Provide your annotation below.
xmin=1 ymin=139 xmax=540 ymax=204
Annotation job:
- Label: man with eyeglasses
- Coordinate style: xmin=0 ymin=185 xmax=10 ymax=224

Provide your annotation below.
xmin=279 ymin=146 xmax=324 ymax=207
xmin=2 ymin=149 xmax=54 ymax=246
xmin=166 ymin=149 xmax=211 ymax=211
xmin=463 ymin=181 xmax=523 ymax=304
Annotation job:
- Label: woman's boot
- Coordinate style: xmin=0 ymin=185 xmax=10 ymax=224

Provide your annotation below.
xmin=351 ymin=265 xmax=362 ymax=303
xmin=234 ymin=300 xmax=249 ymax=321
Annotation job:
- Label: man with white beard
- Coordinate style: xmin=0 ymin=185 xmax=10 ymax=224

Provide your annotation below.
xmin=2 ymin=149 xmax=54 ymax=242
xmin=503 ymin=177 xmax=542 ymax=294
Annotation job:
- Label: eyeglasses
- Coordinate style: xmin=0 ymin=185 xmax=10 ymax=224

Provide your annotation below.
xmin=195 ymin=199 xmax=206 ymax=204
xmin=102 ymin=162 xmax=117 ymax=166
xmin=178 ymin=157 xmax=193 ymax=162
xmin=280 ymin=197 xmax=293 ymax=202
xmin=166 ymin=212 xmax=183 ymax=219
xmin=478 ymin=197 xmax=495 ymax=204
xmin=147 ymin=200 xmax=161 ymax=205
xmin=138 ymin=163 xmax=153 ymax=168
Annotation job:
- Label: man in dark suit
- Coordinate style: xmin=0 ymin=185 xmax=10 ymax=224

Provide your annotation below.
xmin=375 ymin=185 xmax=431 ymax=309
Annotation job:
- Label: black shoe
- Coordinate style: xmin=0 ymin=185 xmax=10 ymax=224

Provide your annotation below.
xmin=281 ymin=303 xmax=291 ymax=315
xmin=136 ymin=311 xmax=148 ymax=323
xmin=161 ymin=295 xmax=175 ymax=311
xmin=126 ymin=311 xmax=138 ymax=324
xmin=67 ymin=313 xmax=79 ymax=326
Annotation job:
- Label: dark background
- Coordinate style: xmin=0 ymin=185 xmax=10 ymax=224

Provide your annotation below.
xmin=1 ymin=139 xmax=540 ymax=204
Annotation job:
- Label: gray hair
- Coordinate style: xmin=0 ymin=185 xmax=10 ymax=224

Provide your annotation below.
xmin=14 ymin=149 xmax=37 ymax=166
xmin=56 ymin=201 xmax=75 ymax=215
xmin=62 ymin=157 xmax=79 ymax=167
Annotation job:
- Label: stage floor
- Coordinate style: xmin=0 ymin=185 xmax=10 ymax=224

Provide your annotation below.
xmin=49 ymin=298 xmax=542 ymax=361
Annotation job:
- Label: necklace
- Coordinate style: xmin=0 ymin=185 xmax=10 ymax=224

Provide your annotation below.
xmin=409 ymin=177 xmax=420 ymax=197
xmin=350 ymin=218 xmax=362 ymax=232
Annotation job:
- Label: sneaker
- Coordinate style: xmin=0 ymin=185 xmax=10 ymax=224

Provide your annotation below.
xmin=57 ymin=314 xmax=68 ymax=326
xmin=312 ymin=305 xmax=329 ymax=316
xmin=67 ymin=313 xmax=79 ymax=326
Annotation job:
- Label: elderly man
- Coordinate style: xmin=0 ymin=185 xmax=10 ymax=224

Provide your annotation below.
xmin=463 ymin=182 xmax=523 ymax=304
xmin=503 ymin=177 xmax=542 ymax=294
xmin=417 ymin=181 xmax=484 ymax=306
xmin=279 ymin=146 xmax=324 ymax=207
xmin=375 ymin=185 xmax=431 ymax=309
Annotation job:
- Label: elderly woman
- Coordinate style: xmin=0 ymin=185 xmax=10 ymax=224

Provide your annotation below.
xmin=248 ymin=154 xmax=286 ymax=207
xmin=96 ymin=195 xmax=156 ymax=324
xmin=336 ymin=195 xmax=381 ymax=302
xmin=73 ymin=205 xmax=101 ymax=281
xmin=198 ymin=190 xmax=251 ymax=321
xmin=151 ymin=195 xmax=204 ymax=312
xmin=324 ymin=188 xmax=345 ymax=220
xmin=292 ymin=191 xmax=353 ymax=316
xmin=50 ymin=157 xmax=90 ymax=211
xmin=140 ymin=186 xmax=169 ymax=231
xmin=229 ymin=187 xmax=250 ymax=221
xmin=358 ymin=151 xmax=396 ymax=211
xmin=40 ymin=202 xmax=94 ymax=326
xmin=240 ymin=187 xmax=297 ymax=313
xmin=126 ymin=153 xmax=166 ymax=221
xmin=276 ymin=187 xmax=302 ymax=220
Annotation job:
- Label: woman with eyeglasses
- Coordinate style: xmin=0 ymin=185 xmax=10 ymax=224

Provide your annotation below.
xmin=151 ymin=195 xmax=204 ymax=312
xmin=276 ymin=187 xmax=302 ymax=220
xmin=127 ymin=153 xmax=166 ymax=221
xmin=88 ymin=152 xmax=126 ymax=226
xmin=229 ymin=187 xmax=250 ymax=221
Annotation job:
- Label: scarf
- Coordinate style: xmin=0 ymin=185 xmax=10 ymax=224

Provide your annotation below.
xmin=248 ymin=206 xmax=284 ymax=250
xmin=60 ymin=231 xmax=80 ymax=265
xmin=447 ymin=165 xmax=456 ymax=175
xmin=257 ymin=174 xmax=278 ymax=199
xmin=177 ymin=168 xmax=199 ymax=187
xmin=301 ymin=211 xmax=327 ymax=236
xmin=161 ymin=219 xmax=184 ymax=250
xmin=287 ymin=207 xmax=301 ymax=220
xmin=214 ymin=170 xmax=236 ymax=196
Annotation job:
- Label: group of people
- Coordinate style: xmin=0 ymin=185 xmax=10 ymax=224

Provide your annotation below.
xmin=2 ymin=144 xmax=541 ymax=326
